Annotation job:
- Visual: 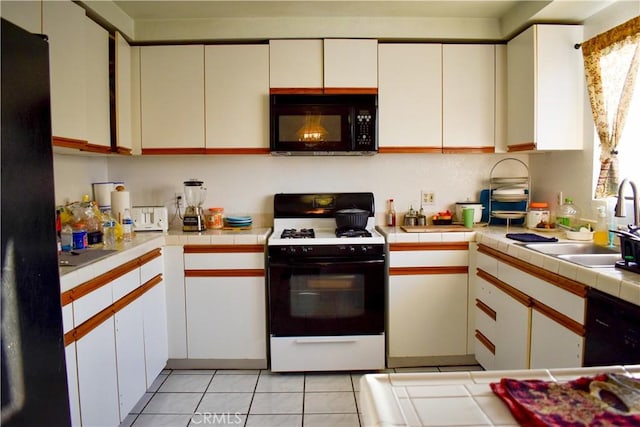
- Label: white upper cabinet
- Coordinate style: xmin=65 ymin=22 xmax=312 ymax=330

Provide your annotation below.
xmin=323 ymin=39 xmax=378 ymax=89
xmin=443 ymin=44 xmax=495 ymax=151
xmin=1 ymin=0 xmax=41 ymax=33
xmin=205 ymin=45 xmax=269 ymax=150
xmin=269 ymin=39 xmax=378 ymax=90
xmin=507 ymin=25 xmax=584 ymax=151
xmin=85 ymin=17 xmax=111 ymax=151
xmin=269 ymin=39 xmax=324 ymax=89
xmin=378 ymin=43 xmax=442 ymax=150
xmin=115 ymin=32 xmax=133 ymax=154
xmin=43 ymin=0 xmax=87 ymax=143
xmin=140 ymin=45 xmax=205 ymax=151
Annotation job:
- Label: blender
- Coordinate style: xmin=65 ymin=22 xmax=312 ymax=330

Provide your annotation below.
xmin=182 ymin=179 xmax=206 ymax=231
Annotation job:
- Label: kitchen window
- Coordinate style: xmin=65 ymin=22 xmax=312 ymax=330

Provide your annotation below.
xmin=581 ymin=16 xmax=640 ymax=199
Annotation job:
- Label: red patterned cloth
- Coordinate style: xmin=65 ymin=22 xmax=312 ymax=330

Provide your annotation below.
xmin=490 ymin=373 xmax=640 ymax=426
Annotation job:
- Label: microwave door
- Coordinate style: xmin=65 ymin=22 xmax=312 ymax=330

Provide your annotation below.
xmin=272 ymin=105 xmax=351 ymax=152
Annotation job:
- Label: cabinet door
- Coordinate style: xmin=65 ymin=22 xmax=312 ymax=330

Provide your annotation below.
xmin=85 ymin=17 xmax=111 ymax=149
xmin=530 ymin=310 xmax=583 ymax=369
xmin=269 ymin=39 xmax=323 ymax=88
xmin=140 ymin=45 xmax=205 ymax=150
xmin=1 ymin=0 xmax=41 ymax=33
xmin=388 ymin=274 xmax=468 ymax=358
xmin=324 ymin=39 xmax=378 ymax=88
xmin=205 ymin=45 xmax=269 ymax=149
xmin=443 ymin=45 xmax=495 ymax=149
xmin=142 ymin=280 xmax=169 ymax=387
xmin=76 ymin=318 xmax=120 ymax=427
xmin=164 ymin=246 xmax=187 ymax=359
xmin=378 ymin=44 xmax=442 ymax=149
xmin=65 ymin=343 xmax=81 ymax=427
xmin=507 ymin=25 xmax=583 ymax=151
xmin=115 ymin=32 xmax=133 ymax=152
xmin=114 ymin=298 xmax=147 ymax=421
xmin=43 ymin=0 xmax=87 ymax=142
xmin=493 ymin=285 xmax=530 ymax=370
xmin=186 ymin=276 xmax=266 ymax=359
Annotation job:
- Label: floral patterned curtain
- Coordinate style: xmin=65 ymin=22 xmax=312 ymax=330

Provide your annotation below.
xmin=581 ymin=16 xmax=640 ymax=199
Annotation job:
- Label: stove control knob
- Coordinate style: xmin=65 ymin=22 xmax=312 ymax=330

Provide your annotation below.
xmin=289 ymin=247 xmax=297 ymax=255
xmin=361 ymin=246 xmax=368 ymax=253
xmin=349 ymin=246 xmax=356 ymax=253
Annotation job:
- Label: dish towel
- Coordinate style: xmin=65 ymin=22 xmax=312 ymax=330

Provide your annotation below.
xmin=491 ymin=373 xmax=640 ymax=426
xmin=506 ymin=233 xmax=558 ymax=243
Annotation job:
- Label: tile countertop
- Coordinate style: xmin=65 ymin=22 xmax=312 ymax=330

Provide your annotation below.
xmin=380 ymin=225 xmax=640 ymax=306
xmin=58 ymin=227 xmax=272 ymax=292
xmin=358 ymin=365 xmax=640 ymax=427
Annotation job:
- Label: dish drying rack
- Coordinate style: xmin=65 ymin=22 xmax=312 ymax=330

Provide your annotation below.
xmin=488 ymin=158 xmax=530 ymax=227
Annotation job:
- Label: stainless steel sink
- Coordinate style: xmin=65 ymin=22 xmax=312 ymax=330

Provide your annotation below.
xmin=557 ymin=253 xmax=622 ymax=268
xmin=520 ymin=242 xmax=621 ymax=268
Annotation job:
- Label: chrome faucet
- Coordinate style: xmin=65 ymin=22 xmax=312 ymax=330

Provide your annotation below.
xmin=615 ymin=179 xmax=639 ymax=227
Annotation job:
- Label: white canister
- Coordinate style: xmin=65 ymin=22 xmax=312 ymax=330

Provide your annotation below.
xmin=455 ymin=202 xmax=483 ymax=223
xmin=527 ymin=202 xmax=550 ymax=229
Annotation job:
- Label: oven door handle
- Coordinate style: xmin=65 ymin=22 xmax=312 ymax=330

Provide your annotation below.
xmin=269 ymin=259 xmax=385 ymax=268
xmin=294 ymin=337 xmax=357 ymax=344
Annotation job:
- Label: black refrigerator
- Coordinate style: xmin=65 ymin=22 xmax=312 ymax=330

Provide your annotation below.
xmin=1 ymin=18 xmax=72 ymax=426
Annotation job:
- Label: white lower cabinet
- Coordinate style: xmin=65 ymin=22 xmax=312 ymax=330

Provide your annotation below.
xmin=115 ymin=298 xmax=147 ymax=421
xmin=474 ymin=245 xmax=586 ymax=370
xmin=492 ymin=284 xmax=530 ymax=370
xmin=76 ymin=318 xmax=121 ymax=427
xmin=65 ymin=343 xmax=81 ymax=427
xmin=530 ymin=310 xmax=583 ymax=369
xmin=186 ymin=276 xmax=266 ymax=360
xmin=389 ymin=274 xmax=468 ymax=358
xmin=142 ymin=279 xmax=169 ymax=386
xmin=61 ymin=246 xmax=166 ymax=427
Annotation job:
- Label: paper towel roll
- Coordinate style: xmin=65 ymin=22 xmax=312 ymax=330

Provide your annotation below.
xmin=111 ymin=191 xmax=131 ymax=224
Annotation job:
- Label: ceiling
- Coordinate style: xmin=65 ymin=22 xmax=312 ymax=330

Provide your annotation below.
xmin=112 ymin=1 xmax=522 ymax=20
xmin=88 ymin=0 xmax=621 ymax=42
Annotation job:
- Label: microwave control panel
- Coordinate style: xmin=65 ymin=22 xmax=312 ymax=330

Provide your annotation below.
xmin=354 ymin=108 xmax=376 ymax=149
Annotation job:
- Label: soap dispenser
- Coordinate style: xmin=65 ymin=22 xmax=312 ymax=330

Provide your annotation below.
xmin=594 ymin=206 xmax=608 ymax=246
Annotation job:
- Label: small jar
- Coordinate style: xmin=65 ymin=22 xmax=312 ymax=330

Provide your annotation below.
xmin=527 ymin=202 xmax=550 ymax=229
xmin=206 ymin=208 xmax=224 ymax=229
xmin=72 ymin=224 xmax=88 ymax=249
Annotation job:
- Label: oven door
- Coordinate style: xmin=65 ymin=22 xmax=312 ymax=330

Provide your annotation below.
xmin=268 ymin=257 xmax=385 ymax=336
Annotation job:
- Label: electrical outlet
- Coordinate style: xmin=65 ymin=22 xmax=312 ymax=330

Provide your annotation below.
xmin=174 ymin=192 xmax=183 ymax=209
xmin=421 ymin=191 xmax=435 ymax=206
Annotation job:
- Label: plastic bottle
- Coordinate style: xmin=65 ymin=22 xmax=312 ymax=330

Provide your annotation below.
xmin=61 ymin=224 xmax=72 ymax=252
xmin=556 ymin=197 xmax=579 ymax=228
xmin=386 ymin=199 xmax=396 ymax=227
xmin=593 ymin=206 xmax=609 ymax=246
xmin=122 ymin=208 xmax=133 ymax=242
xmin=102 ymin=211 xmax=116 ymax=247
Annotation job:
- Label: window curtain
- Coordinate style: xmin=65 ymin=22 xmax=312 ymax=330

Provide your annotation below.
xmin=581 ymin=16 xmax=640 ymax=199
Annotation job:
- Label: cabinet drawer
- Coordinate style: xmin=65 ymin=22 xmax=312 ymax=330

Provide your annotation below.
xmin=475 ymin=301 xmax=496 ymax=343
xmin=498 ymin=261 xmax=585 ymax=323
xmin=390 ymin=250 xmax=468 ymax=268
xmin=62 ymin=303 xmax=74 ymax=334
xmin=73 ymin=283 xmax=112 ymax=326
xmin=141 ymin=255 xmax=163 ymax=284
xmin=477 ymin=251 xmax=498 ymax=277
xmin=112 ymin=268 xmax=141 ymax=301
xmin=184 ymin=252 xmax=264 ymax=270
xmin=474 ymin=332 xmax=495 ymax=370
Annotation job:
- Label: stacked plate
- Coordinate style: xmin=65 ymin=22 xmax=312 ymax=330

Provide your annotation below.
xmin=224 ymin=215 xmax=252 ymax=229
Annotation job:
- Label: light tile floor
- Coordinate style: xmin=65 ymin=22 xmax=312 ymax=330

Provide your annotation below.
xmin=120 ymin=365 xmax=483 ymax=427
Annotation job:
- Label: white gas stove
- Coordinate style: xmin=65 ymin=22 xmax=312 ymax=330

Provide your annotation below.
xmin=267 ymin=192 xmax=387 ymax=372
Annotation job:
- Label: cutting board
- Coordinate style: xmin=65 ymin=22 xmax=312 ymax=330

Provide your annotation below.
xmin=401 ymin=225 xmax=471 ymax=233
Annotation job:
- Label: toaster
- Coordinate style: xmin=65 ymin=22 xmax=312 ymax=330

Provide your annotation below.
xmin=131 ymin=206 xmax=168 ymax=232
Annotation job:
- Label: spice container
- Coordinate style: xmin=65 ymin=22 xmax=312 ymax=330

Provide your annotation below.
xmin=526 ymin=202 xmax=551 ymax=229
xmin=206 ymin=208 xmax=224 ymax=229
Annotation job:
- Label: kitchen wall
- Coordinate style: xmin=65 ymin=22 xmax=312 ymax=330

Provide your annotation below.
xmin=54 ymin=152 xmax=528 ymax=228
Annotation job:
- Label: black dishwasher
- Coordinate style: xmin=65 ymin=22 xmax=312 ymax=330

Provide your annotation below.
xmin=584 ymin=288 xmax=640 ymax=366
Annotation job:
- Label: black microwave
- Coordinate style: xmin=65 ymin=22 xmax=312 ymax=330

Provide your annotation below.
xmin=269 ymin=94 xmax=377 ymax=156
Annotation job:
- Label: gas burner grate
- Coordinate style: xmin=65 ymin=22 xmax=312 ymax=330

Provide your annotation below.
xmin=281 ymin=228 xmax=316 ymax=239
xmin=336 ymin=227 xmax=372 ymax=238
